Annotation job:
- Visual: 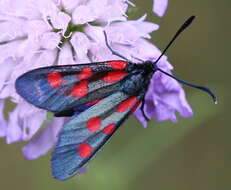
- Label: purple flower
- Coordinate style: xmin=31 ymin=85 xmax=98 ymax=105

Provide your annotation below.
xmin=134 ymin=54 xmax=193 ymax=128
xmin=152 ymin=0 xmax=169 ymax=17
xmin=0 ymin=100 xmax=7 ymax=137
xmin=0 ymin=0 xmax=192 ymax=160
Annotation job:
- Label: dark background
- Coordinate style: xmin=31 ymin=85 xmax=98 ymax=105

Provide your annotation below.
xmin=0 ymin=0 xmax=230 ymax=189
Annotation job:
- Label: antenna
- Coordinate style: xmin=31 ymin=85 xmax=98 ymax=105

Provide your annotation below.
xmin=154 ymin=16 xmax=195 ymax=64
xmin=154 ymin=16 xmax=217 ymax=104
xmin=156 ymin=67 xmax=217 ymax=104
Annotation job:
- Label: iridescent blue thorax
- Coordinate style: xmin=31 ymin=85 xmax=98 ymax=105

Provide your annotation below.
xmin=121 ymin=61 xmax=157 ymax=96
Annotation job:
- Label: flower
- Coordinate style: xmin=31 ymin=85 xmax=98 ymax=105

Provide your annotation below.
xmin=152 ymin=0 xmax=169 ymax=17
xmin=134 ymin=54 xmax=193 ymax=128
xmin=0 ymin=100 xmax=7 ymax=137
xmin=0 ymin=0 xmax=192 ymax=160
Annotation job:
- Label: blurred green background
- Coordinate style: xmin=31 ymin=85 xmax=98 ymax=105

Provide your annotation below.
xmin=0 ymin=0 xmax=230 ymax=189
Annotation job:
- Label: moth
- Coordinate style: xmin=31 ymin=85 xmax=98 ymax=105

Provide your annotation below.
xmin=15 ymin=16 xmax=217 ymax=181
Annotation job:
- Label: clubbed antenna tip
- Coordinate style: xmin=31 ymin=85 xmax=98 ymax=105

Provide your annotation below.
xmin=154 ymin=16 xmax=196 ymax=65
xmin=180 ymin=16 xmax=196 ymax=32
xmin=153 ymin=15 xmax=217 ymax=105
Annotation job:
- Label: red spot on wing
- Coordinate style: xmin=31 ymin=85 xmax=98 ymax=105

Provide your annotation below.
xmin=77 ymin=143 xmax=93 ymax=158
xmin=116 ymin=96 xmax=137 ymax=112
xmin=102 ymin=124 xmax=116 ymax=135
xmin=86 ymin=117 xmax=101 ymax=132
xmin=47 ymin=72 xmax=62 ymax=88
xmin=108 ymin=61 xmax=128 ymax=69
xmin=72 ymin=80 xmax=89 ymax=98
xmin=77 ymin=67 xmax=93 ymax=80
xmin=103 ymin=70 xmax=127 ymax=83
xmin=130 ymin=101 xmax=141 ymax=113
xmin=85 ymin=98 xmax=104 ymax=106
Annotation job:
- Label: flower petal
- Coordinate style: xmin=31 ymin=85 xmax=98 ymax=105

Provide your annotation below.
xmin=58 ymin=43 xmax=76 ymax=65
xmin=0 ymin=100 xmax=7 ymax=137
xmin=50 ymin=11 xmax=71 ymax=32
xmin=0 ymin=58 xmax=17 ymax=92
xmin=60 ymin=0 xmax=80 ymax=12
xmin=6 ymin=101 xmax=47 ymax=143
xmin=0 ymin=18 xmax=26 ymax=42
xmin=70 ymin=32 xmax=90 ymax=60
xmin=6 ymin=105 xmax=22 ymax=143
xmin=133 ymin=55 xmax=193 ymax=127
xmin=40 ymin=32 xmax=61 ymax=50
xmin=72 ymin=5 xmax=96 ymax=25
xmin=152 ymin=0 xmax=168 ymax=17
xmin=22 ymin=117 xmax=65 ymax=160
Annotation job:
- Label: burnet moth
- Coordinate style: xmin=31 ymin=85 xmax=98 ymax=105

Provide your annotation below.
xmin=15 ymin=16 xmax=217 ymax=181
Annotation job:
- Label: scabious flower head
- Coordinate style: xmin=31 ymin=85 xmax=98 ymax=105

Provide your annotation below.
xmin=0 ymin=0 xmax=192 ymax=159
xmin=133 ymin=54 xmax=193 ymax=127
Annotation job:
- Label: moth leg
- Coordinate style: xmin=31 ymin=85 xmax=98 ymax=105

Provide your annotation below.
xmin=141 ymin=99 xmax=149 ymax=122
xmin=103 ymin=31 xmax=130 ymax=61
xmin=131 ymin=55 xmax=144 ymax=63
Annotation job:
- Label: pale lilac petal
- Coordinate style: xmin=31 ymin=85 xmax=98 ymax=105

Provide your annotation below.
xmin=22 ymin=117 xmax=65 ymax=160
xmin=152 ymin=102 xmax=178 ymax=122
xmin=0 ymin=40 xmax=22 ymax=63
xmin=0 ymin=81 xmax=14 ymax=99
xmin=128 ymin=14 xmax=159 ymax=38
xmin=84 ymin=25 xmax=105 ymax=43
xmin=50 ymin=11 xmax=71 ymax=32
xmin=0 ymin=18 xmax=26 ymax=42
xmin=100 ymin=0 xmax=128 ymax=22
xmin=84 ymin=25 xmax=117 ymax=61
xmin=0 ymin=0 xmax=37 ymax=19
xmin=31 ymin=50 xmax=58 ymax=68
xmin=70 ymin=32 xmax=90 ymax=60
xmin=106 ymin=23 xmax=144 ymax=45
xmin=26 ymin=20 xmax=51 ymax=39
xmin=0 ymin=100 xmax=7 ymax=137
xmin=72 ymin=5 xmax=96 ymax=25
xmin=40 ymin=32 xmax=61 ymax=50
xmin=18 ymin=105 xmax=47 ymax=141
xmin=88 ymin=0 xmax=108 ymax=20
xmin=6 ymin=102 xmax=46 ymax=143
xmin=130 ymin=38 xmax=161 ymax=61
xmin=177 ymin=90 xmax=193 ymax=118
xmin=58 ymin=43 xmax=76 ymax=65
xmin=89 ymin=43 xmax=117 ymax=62
xmin=6 ymin=106 xmax=22 ymax=143
xmin=60 ymin=0 xmax=80 ymax=12
xmin=15 ymin=38 xmax=41 ymax=58
xmin=35 ymin=0 xmax=59 ymax=18
xmin=0 ymin=58 xmax=17 ymax=92
xmin=152 ymin=0 xmax=168 ymax=17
